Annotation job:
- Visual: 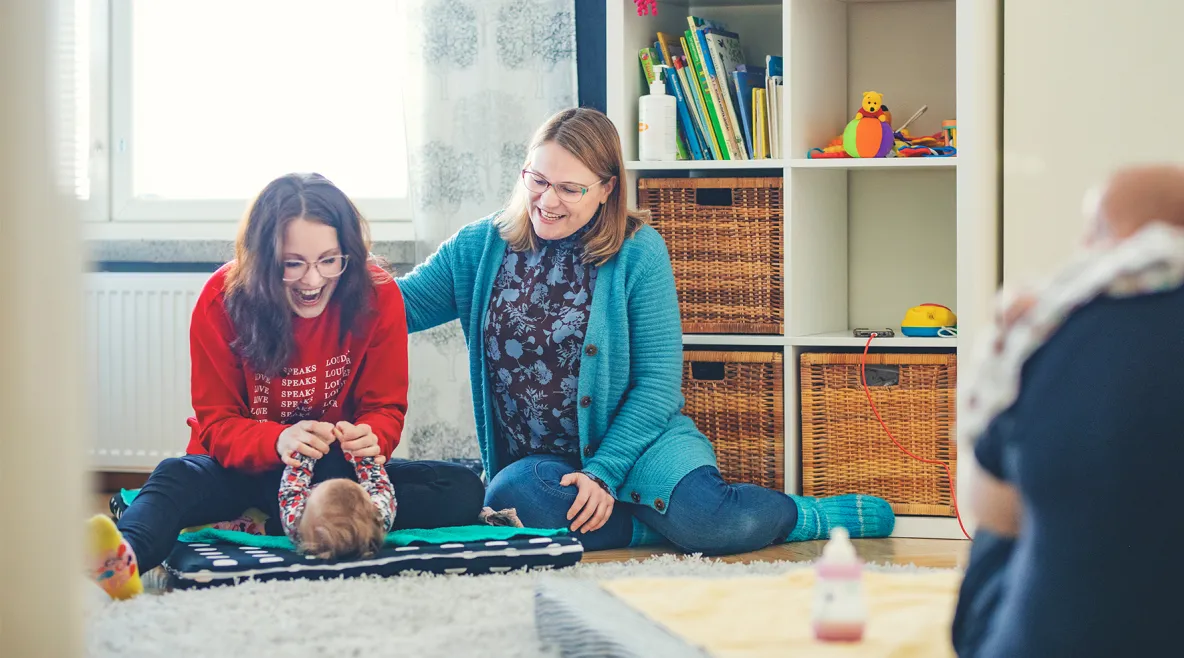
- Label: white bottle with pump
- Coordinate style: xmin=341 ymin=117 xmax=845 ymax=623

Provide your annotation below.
xmin=811 ymin=527 xmax=867 ymax=642
xmin=638 ymin=65 xmax=677 ymax=161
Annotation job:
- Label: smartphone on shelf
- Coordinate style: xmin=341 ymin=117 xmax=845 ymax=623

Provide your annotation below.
xmin=853 ymin=328 xmax=895 ymax=338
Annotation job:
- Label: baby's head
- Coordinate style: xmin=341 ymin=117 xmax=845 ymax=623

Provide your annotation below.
xmin=1089 ymin=164 xmax=1184 ymax=244
xmin=298 ymin=478 xmax=385 ymax=560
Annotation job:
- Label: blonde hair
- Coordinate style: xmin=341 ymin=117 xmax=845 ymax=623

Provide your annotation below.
xmin=298 ymin=479 xmax=386 ymax=560
xmin=496 ymin=108 xmax=649 ymax=266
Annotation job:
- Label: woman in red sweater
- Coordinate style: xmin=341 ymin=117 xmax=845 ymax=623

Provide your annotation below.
xmin=87 ymin=173 xmax=485 ymax=599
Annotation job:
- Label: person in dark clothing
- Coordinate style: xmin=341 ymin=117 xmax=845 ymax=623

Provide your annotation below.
xmin=953 ymin=164 xmax=1184 ymax=657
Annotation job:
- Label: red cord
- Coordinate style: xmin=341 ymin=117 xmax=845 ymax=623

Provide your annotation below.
xmin=861 ymin=334 xmax=972 ymax=540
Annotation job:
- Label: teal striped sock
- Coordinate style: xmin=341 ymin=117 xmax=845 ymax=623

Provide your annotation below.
xmin=785 ymin=494 xmax=895 ymax=542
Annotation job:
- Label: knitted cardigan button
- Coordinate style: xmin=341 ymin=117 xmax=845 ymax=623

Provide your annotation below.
xmin=654 ymin=498 xmax=666 ymax=511
xmin=584 ymin=344 xmax=598 ymax=356
xmin=579 ymin=395 xmax=592 ymax=408
xmin=630 ymin=491 xmax=641 ymax=503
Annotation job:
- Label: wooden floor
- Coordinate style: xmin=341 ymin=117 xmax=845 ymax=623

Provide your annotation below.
xmin=92 ymin=493 xmax=968 ymax=569
xmin=583 ymin=538 xmax=967 ymax=569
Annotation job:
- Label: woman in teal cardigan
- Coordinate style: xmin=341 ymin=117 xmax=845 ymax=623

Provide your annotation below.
xmin=396 ymin=108 xmax=894 ymax=553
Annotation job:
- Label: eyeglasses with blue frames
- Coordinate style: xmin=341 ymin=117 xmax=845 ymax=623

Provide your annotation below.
xmin=281 ymin=254 xmax=349 ymax=282
xmin=521 ymin=169 xmax=607 ymax=203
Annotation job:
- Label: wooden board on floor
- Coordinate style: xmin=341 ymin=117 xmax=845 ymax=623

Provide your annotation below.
xmin=582 ymin=537 xmax=968 ymax=569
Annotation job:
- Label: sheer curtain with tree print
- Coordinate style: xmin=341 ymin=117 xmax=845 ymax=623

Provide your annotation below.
xmin=396 ymin=0 xmax=577 ymax=463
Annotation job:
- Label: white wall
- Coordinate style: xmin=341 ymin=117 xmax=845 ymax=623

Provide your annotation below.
xmin=1003 ymin=1 xmax=1184 ymax=283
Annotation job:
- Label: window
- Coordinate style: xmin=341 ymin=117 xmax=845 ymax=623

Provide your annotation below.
xmin=78 ymin=0 xmax=411 ymax=225
xmin=56 ymin=0 xmax=108 ymax=223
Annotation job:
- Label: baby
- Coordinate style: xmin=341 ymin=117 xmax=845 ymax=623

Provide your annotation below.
xmin=1086 ymin=163 xmax=1184 ymax=244
xmin=278 ymin=445 xmax=396 ymax=560
xmin=995 ymin=164 xmax=1184 ymax=333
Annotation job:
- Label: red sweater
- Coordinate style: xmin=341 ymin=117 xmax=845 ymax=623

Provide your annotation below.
xmin=185 ymin=264 xmax=408 ymax=473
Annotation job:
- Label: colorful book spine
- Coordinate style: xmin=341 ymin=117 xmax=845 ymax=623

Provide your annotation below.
xmin=703 ymin=27 xmax=749 ymax=160
xmin=673 ymin=56 xmax=714 ymax=159
xmin=767 ymin=56 xmax=783 ymax=158
xmin=754 ymin=87 xmax=767 ymax=159
xmin=648 ymin=43 xmax=690 ymax=160
xmin=639 ymin=47 xmax=657 ymax=85
xmin=678 ymin=36 xmax=717 ymax=159
xmin=664 ymin=65 xmax=704 ymax=160
xmin=694 ymin=27 xmax=743 ymax=159
xmin=732 ymin=70 xmax=765 ymax=159
xmin=686 ymin=20 xmax=731 ymax=159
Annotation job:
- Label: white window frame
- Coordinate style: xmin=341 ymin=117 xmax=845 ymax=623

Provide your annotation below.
xmin=78 ymin=0 xmax=110 ymax=223
xmin=100 ymin=0 xmax=411 ymax=226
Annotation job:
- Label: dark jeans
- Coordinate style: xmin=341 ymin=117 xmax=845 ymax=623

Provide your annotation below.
xmin=117 ymin=445 xmax=486 ymax=571
xmin=951 ymin=528 xmax=1015 ymax=658
xmin=484 ymin=455 xmax=798 ymax=555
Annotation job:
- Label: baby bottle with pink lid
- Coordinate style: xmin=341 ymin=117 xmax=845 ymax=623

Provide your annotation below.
xmin=811 ymin=527 xmax=867 ymax=642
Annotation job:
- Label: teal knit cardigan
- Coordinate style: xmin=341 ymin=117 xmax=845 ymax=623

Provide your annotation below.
xmin=395 ymin=214 xmax=718 ymax=541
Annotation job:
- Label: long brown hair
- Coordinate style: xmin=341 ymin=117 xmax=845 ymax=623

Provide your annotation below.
xmin=496 ymin=108 xmax=649 ymax=265
xmin=224 ymin=173 xmax=378 ymax=376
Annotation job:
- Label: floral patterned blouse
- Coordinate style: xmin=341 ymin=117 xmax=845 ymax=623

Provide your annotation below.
xmin=484 ymin=226 xmax=596 ymax=462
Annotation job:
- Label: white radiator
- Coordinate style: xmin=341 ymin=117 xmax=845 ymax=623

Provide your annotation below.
xmin=84 ymin=273 xmax=210 ymax=471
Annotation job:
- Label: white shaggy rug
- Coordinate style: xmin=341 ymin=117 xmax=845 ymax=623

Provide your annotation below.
xmin=86 ymin=554 xmax=949 ymax=658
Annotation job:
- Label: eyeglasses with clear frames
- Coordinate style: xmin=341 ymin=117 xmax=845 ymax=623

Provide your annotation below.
xmin=281 ymin=254 xmax=350 ymax=282
xmin=521 ymin=169 xmax=606 ymax=203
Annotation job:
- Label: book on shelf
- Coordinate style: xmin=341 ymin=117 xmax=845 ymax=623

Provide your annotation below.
xmin=637 ymin=18 xmax=784 ymax=161
xmin=766 ymin=55 xmax=783 ymax=159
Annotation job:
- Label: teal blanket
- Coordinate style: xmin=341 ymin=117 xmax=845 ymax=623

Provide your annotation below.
xmin=176 ymin=525 xmax=567 ymax=550
xmin=120 ymin=488 xmax=567 ymax=551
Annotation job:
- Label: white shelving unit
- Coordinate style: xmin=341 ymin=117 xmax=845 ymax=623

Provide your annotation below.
xmin=790 ymin=157 xmax=956 ymax=169
xmin=607 ymin=0 xmax=1000 ymax=539
xmin=627 ymin=159 xmax=787 ymax=170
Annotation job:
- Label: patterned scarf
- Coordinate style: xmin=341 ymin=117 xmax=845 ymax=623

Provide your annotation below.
xmin=961 ymin=221 xmax=1184 ymax=445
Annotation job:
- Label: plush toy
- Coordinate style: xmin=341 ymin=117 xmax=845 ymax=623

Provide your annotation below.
xmin=853 ymin=91 xmax=890 ymax=123
xmin=901 ymin=303 xmax=958 ymax=337
xmin=842 ymin=91 xmax=894 ymax=158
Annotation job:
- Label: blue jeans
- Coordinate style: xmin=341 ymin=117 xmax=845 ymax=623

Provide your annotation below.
xmin=951 ymin=528 xmax=1015 ymax=658
xmin=485 ymin=454 xmax=798 ymax=554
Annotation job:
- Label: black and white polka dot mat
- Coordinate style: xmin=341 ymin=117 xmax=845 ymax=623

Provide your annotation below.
xmin=162 ymin=535 xmax=584 ymax=589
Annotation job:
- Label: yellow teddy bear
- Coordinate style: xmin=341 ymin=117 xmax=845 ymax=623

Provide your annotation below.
xmin=854 ymin=91 xmax=890 ymax=123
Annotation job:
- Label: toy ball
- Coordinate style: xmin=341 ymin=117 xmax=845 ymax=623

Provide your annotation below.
xmin=843 ymin=118 xmax=893 ymax=157
xmin=901 ymin=303 xmax=957 ymax=337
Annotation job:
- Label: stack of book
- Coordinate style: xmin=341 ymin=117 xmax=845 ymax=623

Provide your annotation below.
xmin=639 ymin=17 xmax=784 ymax=161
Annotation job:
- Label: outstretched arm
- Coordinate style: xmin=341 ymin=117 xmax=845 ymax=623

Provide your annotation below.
xmin=278 ymin=453 xmax=317 ymax=543
xmin=395 ymin=234 xmax=460 ymax=334
xmin=347 ymin=452 xmax=397 ymax=532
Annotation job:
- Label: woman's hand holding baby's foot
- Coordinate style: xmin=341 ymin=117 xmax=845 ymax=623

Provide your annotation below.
xmin=335 ymin=421 xmax=384 ymax=464
xmin=276 ymin=420 xmax=336 ymax=467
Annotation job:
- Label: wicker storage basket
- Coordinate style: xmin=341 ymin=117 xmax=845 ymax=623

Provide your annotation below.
xmin=799 ymin=352 xmax=957 ymax=516
xmin=638 ymin=177 xmax=783 ymax=334
xmin=682 ymin=350 xmax=784 ymax=490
